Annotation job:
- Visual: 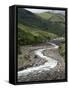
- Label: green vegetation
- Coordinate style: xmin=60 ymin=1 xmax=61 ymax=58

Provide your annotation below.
xmin=37 ymin=12 xmax=65 ymax=36
xmin=37 ymin=12 xmax=53 ymax=20
xmin=18 ymin=8 xmax=65 ymax=50
xmin=18 ymin=8 xmax=65 ymax=36
xmin=17 ymin=9 xmax=65 ymax=71
xmin=38 ymin=12 xmax=65 ymax=22
xmin=18 ymin=23 xmax=57 ymax=46
xmin=59 ymin=44 xmax=65 ymax=58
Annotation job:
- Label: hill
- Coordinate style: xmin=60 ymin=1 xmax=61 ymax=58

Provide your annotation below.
xmin=37 ymin=12 xmax=53 ymax=20
xmin=18 ymin=8 xmax=65 ymax=36
xmin=18 ymin=23 xmax=57 ymax=46
xmin=37 ymin=12 xmax=65 ymax=22
xmin=18 ymin=8 xmax=65 ymax=46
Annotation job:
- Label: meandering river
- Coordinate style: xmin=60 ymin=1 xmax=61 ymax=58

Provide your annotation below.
xmin=18 ymin=41 xmax=65 ymax=82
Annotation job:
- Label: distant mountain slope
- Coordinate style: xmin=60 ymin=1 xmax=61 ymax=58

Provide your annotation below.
xmin=18 ymin=8 xmax=48 ymax=29
xmin=37 ymin=12 xmax=53 ymax=20
xmin=18 ymin=8 xmax=65 ymax=36
xmin=48 ymin=14 xmax=65 ymax=22
xmin=37 ymin=12 xmax=65 ymax=22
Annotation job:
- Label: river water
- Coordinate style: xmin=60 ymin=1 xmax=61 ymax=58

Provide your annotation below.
xmin=18 ymin=42 xmax=61 ymax=82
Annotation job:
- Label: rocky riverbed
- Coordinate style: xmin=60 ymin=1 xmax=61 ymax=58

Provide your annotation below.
xmin=17 ymin=42 xmax=65 ymax=82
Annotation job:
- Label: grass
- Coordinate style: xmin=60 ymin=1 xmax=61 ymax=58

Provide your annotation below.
xmin=59 ymin=44 xmax=65 ymax=58
xmin=37 ymin=12 xmax=64 ymax=22
xmin=18 ymin=23 xmax=58 ymax=46
xmin=18 ymin=8 xmax=65 ymax=36
xmin=37 ymin=12 xmax=53 ymax=20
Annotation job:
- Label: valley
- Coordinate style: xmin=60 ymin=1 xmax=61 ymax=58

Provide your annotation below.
xmin=17 ymin=8 xmax=65 ymax=82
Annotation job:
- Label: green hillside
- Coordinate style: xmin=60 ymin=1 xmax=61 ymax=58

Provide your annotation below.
xmin=18 ymin=23 xmax=57 ymax=46
xmin=18 ymin=8 xmax=65 ymax=36
xmin=59 ymin=44 xmax=65 ymax=58
xmin=18 ymin=8 xmax=49 ymax=30
xmin=18 ymin=8 xmax=65 ymax=47
xmin=48 ymin=14 xmax=65 ymax=22
xmin=37 ymin=12 xmax=65 ymax=22
xmin=37 ymin=12 xmax=54 ymax=20
xmin=37 ymin=12 xmax=65 ymax=35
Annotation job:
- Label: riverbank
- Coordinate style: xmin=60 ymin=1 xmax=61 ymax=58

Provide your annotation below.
xmin=18 ymin=43 xmax=50 ymax=71
xmin=18 ymin=42 xmax=65 ymax=82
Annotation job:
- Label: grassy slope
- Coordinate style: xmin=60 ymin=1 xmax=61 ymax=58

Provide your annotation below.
xmin=37 ymin=12 xmax=65 ymax=36
xmin=18 ymin=8 xmax=65 ymax=47
xmin=18 ymin=9 xmax=65 ymax=46
xmin=18 ymin=23 xmax=57 ymax=46
xmin=59 ymin=44 xmax=65 ymax=58
xmin=37 ymin=12 xmax=54 ymax=20
xmin=37 ymin=12 xmax=65 ymax=22
xmin=18 ymin=8 xmax=65 ymax=36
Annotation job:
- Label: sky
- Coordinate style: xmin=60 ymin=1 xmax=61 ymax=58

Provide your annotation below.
xmin=25 ymin=8 xmax=65 ymax=15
